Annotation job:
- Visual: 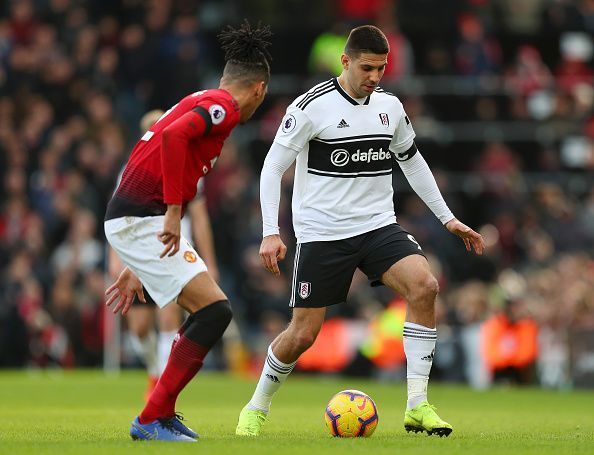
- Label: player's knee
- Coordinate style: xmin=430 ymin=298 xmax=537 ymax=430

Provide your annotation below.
xmin=134 ymin=325 xmax=152 ymax=339
xmin=202 ymin=299 xmax=233 ymax=334
xmin=408 ymin=275 xmax=439 ymax=305
xmin=214 ymin=299 xmax=233 ymax=328
xmin=417 ymin=275 xmax=439 ymax=302
xmin=184 ymin=299 xmax=232 ymax=348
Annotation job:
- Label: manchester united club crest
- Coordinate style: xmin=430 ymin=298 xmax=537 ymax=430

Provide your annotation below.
xmin=298 ymin=281 xmax=311 ymax=299
xmin=183 ymin=251 xmax=197 ymax=263
xmin=379 ymin=113 xmax=389 ymax=126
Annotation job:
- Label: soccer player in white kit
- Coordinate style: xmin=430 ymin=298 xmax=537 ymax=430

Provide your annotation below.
xmin=236 ymin=25 xmax=484 ymax=437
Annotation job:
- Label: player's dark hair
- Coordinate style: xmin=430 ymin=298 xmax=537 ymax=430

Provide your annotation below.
xmin=219 ymin=20 xmax=272 ymax=85
xmin=344 ymin=25 xmax=389 ymax=58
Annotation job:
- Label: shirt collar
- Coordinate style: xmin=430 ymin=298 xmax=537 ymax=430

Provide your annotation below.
xmin=333 ymin=78 xmax=371 ymax=106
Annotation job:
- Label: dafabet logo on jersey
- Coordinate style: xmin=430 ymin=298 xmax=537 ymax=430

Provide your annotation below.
xmin=330 ymin=147 xmax=391 ymax=167
xmin=183 ymin=251 xmax=197 ymax=263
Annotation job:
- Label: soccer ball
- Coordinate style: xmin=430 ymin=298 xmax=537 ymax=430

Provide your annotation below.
xmin=324 ymin=389 xmax=379 ymax=437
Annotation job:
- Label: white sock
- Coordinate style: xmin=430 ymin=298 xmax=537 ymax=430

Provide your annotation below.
xmin=157 ymin=330 xmax=177 ymax=376
xmin=403 ymin=322 xmax=437 ymax=410
xmin=248 ymin=345 xmax=297 ymax=413
xmin=130 ymin=330 xmax=159 ymax=378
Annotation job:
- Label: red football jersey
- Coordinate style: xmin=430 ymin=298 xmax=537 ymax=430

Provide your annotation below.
xmin=105 ymin=89 xmax=240 ymax=220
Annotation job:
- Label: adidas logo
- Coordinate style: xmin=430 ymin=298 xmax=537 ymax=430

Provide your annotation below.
xmin=421 ymin=350 xmax=435 ymax=361
xmin=265 ymin=373 xmax=280 ymax=383
xmin=337 ymin=119 xmax=350 ymax=128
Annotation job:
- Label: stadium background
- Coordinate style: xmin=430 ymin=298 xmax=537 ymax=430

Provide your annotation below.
xmin=0 ymin=0 xmax=593 ymax=390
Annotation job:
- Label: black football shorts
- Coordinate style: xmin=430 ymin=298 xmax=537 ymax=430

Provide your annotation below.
xmin=290 ymin=223 xmax=425 ymax=308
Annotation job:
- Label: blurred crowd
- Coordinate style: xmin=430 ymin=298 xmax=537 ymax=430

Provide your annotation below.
xmin=0 ymin=0 xmax=593 ymax=388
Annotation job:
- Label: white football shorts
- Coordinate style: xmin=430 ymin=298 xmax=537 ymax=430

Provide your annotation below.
xmin=104 ymin=215 xmax=207 ymax=307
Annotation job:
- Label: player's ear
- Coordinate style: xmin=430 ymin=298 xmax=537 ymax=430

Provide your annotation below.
xmin=341 ymin=54 xmax=349 ymax=70
xmin=255 ymin=80 xmax=266 ymax=99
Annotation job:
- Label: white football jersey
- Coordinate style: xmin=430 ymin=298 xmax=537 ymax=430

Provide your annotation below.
xmin=273 ymin=78 xmax=416 ymax=243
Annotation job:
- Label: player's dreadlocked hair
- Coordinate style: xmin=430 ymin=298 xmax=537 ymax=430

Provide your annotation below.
xmin=218 ymin=20 xmax=272 ymax=85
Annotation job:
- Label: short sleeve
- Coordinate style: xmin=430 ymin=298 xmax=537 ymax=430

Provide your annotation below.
xmin=389 ymin=110 xmax=416 ymax=155
xmin=273 ymin=105 xmax=314 ymax=152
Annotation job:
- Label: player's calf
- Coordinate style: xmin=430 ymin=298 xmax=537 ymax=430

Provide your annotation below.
xmin=139 ymin=300 xmax=232 ymax=423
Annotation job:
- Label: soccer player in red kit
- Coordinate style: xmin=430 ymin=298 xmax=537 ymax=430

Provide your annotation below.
xmin=103 ymin=22 xmax=272 ymax=442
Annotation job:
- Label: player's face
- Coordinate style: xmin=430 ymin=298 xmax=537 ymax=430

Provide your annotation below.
xmin=240 ymin=81 xmax=268 ymax=124
xmin=343 ymin=52 xmax=388 ymax=98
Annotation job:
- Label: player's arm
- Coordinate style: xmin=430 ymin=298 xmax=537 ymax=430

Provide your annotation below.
xmin=187 ymin=196 xmax=219 ymax=282
xmin=395 ymin=142 xmax=484 ymax=255
xmin=159 ymin=105 xmax=213 ymax=258
xmin=261 ymin=105 xmax=314 ymax=274
xmin=259 ymin=142 xmax=299 ymax=275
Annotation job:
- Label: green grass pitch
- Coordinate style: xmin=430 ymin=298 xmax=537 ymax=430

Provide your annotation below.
xmin=0 ymin=370 xmax=592 ymax=454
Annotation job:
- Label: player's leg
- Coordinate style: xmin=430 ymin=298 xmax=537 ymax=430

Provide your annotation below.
xmin=237 ymin=239 xmax=358 ymax=436
xmin=106 ymin=216 xmax=227 ymax=441
xmin=156 ymin=302 xmax=183 ymax=376
xmin=126 ymin=305 xmax=157 ymax=376
xmin=382 ymin=256 xmax=439 ymax=410
xmin=126 ymin=297 xmax=160 ymax=401
xmin=249 ymin=308 xmax=326 ymax=407
xmin=367 ymin=225 xmax=451 ymax=436
xmin=236 ymin=307 xmax=326 ymax=436
xmin=139 ymin=271 xmax=229 ymax=428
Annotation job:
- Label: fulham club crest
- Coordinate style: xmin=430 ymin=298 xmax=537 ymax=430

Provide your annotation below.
xmin=298 ymin=281 xmax=311 ymax=299
xmin=379 ymin=113 xmax=389 ymax=126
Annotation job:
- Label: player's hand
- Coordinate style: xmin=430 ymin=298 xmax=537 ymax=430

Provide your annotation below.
xmin=445 ymin=218 xmax=485 ymax=255
xmin=104 ymin=267 xmax=146 ymax=315
xmin=259 ymin=234 xmax=287 ymax=276
xmin=158 ymin=205 xmax=182 ymax=258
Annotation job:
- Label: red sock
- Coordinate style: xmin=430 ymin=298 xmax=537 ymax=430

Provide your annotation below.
xmin=139 ymin=334 xmax=208 ymax=423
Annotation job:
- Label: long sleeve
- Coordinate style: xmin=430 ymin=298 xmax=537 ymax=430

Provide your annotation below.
xmin=161 ymin=107 xmax=211 ymax=205
xmin=260 ymin=142 xmax=299 ymax=237
xmin=397 ymin=147 xmax=455 ymax=225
